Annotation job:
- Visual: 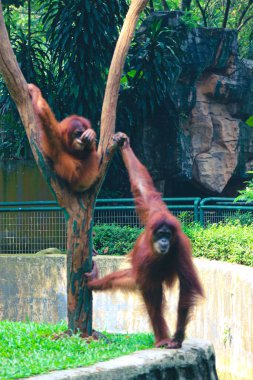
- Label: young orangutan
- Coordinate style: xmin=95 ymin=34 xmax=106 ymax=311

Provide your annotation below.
xmin=87 ymin=133 xmax=204 ymax=349
xmin=28 ymin=84 xmax=99 ymax=192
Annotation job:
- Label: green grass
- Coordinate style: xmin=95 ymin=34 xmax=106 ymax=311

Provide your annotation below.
xmin=0 ymin=320 xmax=154 ymax=380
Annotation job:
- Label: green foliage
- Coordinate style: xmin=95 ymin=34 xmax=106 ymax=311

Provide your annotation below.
xmin=1 ymin=3 xmax=51 ymax=105
xmin=246 ymin=116 xmax=253 ymax=127
xmin=235 ymin=177 xmax=253 ymax=203
xmin=1 ymin=0 xmax=253 ymax=161
xmin=150 ymin=1 xmax=253 ymax=58
xmin=0 ymin=114 xmax=32 ymax=160
xmin=118 ymin=17 xmax=181 ymax=129
xmin=94 ymin=223 xmax=253 ymax=266
xmin=39 ymin=0 xmax=128 ymax=122
xmin=0 ymin=2 xmax=51 ymax=160
xmin=93 ymin=224 xmax=142 ymax=255
xmin=226 ymin=211 xmax=253 ymax=226
xmin=151 ymin=0 xmax=180 ymax=11
xmin=0 ymin=320 xmax=153 ymax=380
xmin=177 ymin=211 xmax=194 ymax=226
xmin=188 ymin=223 xmax=253 ymax=266
xmin=185 ymin=0 xmax=253 ymax=58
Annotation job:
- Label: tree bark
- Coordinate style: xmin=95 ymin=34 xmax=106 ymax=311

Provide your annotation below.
xmin=0 ymin=0 xmax=147 ymax=336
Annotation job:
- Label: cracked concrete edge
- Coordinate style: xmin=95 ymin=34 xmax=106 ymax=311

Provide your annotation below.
xmin=26 ymin=339 xmax=217 ymax=380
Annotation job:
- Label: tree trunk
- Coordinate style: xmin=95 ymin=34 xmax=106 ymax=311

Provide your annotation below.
xmin=0 ymin=0 xmax=148 ymax=337
xmin=66 ymin=193 xmax=95 ymax=335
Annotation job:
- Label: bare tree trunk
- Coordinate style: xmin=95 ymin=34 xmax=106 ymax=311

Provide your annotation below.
xmin=0 ymin=0 xmax=148 ymax=336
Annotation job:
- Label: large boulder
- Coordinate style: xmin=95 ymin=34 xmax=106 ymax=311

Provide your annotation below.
xmin=133 ymin=12 xmax=253 ymax=195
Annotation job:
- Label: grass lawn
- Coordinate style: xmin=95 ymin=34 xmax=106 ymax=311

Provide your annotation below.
xmin=0 ymin=320 xmax=154 ymax=380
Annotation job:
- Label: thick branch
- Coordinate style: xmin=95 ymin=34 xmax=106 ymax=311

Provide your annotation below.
xmin=98 ymin=0 xmax=148 ymax=166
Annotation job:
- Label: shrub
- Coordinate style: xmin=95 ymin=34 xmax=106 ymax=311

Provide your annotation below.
xmin=189 ymin=222 xmax=253 ymax=266
xmin=93 ymin=223 xmax=253 ymax=266
xmin=225 ymin=211 xmax=253 ymax=226
xmin=93 ymin=224 xmax=142 ymax=255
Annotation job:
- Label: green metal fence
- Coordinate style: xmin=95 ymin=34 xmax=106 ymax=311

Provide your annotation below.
xmin=0 ymin=198 xmax=252 ymax=254
xmin=94 ymin=198 xmax=200 ymax=226
xmin=0 ymin=201 xmax=65 ymax=254
xmin=199 ymin=198 xmax=253 ymax=227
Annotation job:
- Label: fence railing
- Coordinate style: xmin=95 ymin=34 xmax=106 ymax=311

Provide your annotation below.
xmin=199 ymin=197 xmax=253 ymax=226
xmin=94 ymin=197 xmax=200 ymax=227
xmin=0 ymin=198 xmax=252 ymax=254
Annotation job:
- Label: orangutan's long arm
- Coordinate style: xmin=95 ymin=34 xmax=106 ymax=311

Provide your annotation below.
xmin=120 ymin=137 xmax=166 ymax=225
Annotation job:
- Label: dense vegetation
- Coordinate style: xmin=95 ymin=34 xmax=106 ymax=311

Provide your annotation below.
xmin=93 ymin=222 xmax=253 ymax=266
xmin=0 ymin=320 xmax=153 ymax=380
xmin=1 ymin=0 xmax=253 ymax=161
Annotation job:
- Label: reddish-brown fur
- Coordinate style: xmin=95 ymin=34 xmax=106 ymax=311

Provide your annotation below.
xmin=28 ymin=84 xmax=99 ymax=192
xmin=88 ymin=134 xmax=204 ymax=348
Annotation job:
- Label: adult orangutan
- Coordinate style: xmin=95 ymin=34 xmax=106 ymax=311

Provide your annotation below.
xmin=87 ymin=133 xmax=204 ymax=349
xmin=28 ymin=84 xmax=99 ymax=192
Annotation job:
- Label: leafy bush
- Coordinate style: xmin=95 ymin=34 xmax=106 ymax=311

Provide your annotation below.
xmin=93 ymin=223 xmax=253 ymax=266
xmin=235 ymin=178 xmax=253 ymax=203
xmin=225 ymin=211 xmax=253 ymax=226
xmin=93 ymin=224 xmax=142 ymax=255
xmin=188 ymin=223 xmax=253 ymax=266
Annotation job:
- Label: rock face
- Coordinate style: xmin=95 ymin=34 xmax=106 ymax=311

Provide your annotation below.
xmin=187 ymin=74 xmax=240 ymax=193
xmin=133 ymin=12 xmax=253 ymax=196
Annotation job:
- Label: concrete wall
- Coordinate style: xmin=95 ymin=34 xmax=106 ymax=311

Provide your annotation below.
xmin=0 ymin=252 xmax=66 ymax=322
xmin=0 ymin=253 xmax=252 ymax=380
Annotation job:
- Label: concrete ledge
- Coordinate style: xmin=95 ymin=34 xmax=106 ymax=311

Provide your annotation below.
xmin=28 ymin=339 xmax=218 ymax=380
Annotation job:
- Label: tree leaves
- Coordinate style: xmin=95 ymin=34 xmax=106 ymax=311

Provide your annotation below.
xmin=117 ymin=16 xmax=181 ymax=129
xmin=39 ymin=0 xmax=128 ymax=124
xmin=246 ymin=115 xmax=253 ymax=127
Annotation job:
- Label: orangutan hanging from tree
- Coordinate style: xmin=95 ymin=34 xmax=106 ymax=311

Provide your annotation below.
xmin=87 ymin=133 xmax=204 ymax=349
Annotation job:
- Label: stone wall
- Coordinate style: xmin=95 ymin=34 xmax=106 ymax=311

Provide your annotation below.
xmin=0 ymin=253 xmax=252 ymax=379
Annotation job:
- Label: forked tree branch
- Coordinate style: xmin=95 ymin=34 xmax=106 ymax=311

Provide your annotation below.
xmin=97 ymin=0 xmax=148 ymax=168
